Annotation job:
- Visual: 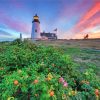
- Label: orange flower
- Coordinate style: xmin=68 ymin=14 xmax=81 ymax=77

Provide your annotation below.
xmin=95 ymin=89 xmax=99 ymax=96
xmin=14 ymin=80 xmax=19 ymax=85
xmin=49 ymin=91 xmax=54 ymax=96
xmin=46 ymin=77 xmax=52 ymax=81
xmin=33 ymin=79 xmax=38 ymax=84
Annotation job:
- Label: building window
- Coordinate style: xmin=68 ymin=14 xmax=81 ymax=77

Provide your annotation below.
xmin=35 ymin=29 xmax=37 ymax=32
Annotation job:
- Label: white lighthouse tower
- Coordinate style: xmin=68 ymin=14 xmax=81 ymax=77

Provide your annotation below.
xmin=31 ymin=14 xmax=41 ymax=39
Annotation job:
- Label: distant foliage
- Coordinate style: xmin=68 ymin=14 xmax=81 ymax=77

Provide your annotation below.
xmin=0 ymin=41 xmax=100 ymax=100
xmin=11 ymin=38 xmax=22 ymax=45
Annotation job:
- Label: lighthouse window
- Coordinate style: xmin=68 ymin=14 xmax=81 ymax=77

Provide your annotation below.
xmin=35 ymin=29 xmax=37 ymax=32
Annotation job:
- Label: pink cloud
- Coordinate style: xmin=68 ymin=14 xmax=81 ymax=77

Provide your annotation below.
xmin=75 ymin=2 xmax=100 ymax=28
xmin=64 ymin=0 xmax=100 ymax=39
xmin=58 ymin=0 xmax=90 ymax=19
xmin=69 ymin=1 xmax=100 ymax=34
xmin=0 ymin=12 xmax=31 ymax=34
xmin=75 ymin=16 xmax=100 ymax=33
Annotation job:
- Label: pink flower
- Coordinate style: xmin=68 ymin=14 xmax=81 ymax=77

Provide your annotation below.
xmin=63 ymin=82 xmax=68 ymax=87
xmin=59 ymin=77 xmax=65 ymax=83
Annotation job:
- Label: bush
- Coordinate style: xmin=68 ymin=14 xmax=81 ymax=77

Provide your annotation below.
xmin=0 ymin=41 xmax=100 ymax=100
xmin=11 ymin=38 xmax=22 ymax=45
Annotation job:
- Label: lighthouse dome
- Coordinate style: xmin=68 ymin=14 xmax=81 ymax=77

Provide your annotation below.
xmin=32 ymin=14 xmax=40 ymax=23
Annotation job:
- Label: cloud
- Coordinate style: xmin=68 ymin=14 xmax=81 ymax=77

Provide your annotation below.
xmin=76 ymin=2 xmax=99 ymax=27
xmin=71 ymin=25 xmax=100 ymax=39
xmin=0 ymin=24 xmax=11 ymax=36
xmin=75 ymin=16 xmax=100 ymax=33
xmin=54 ymin=0 xmax=94 ymax=38
xmin=0 ymin=29 xmax=17 ymax=40
xmin=58 ymin=0 xmax=91 ymax=19
xmin=0 ymin=30 xmax=11 ymax=36
xmin=0 ymin=12 xmax=31 ymax=34
xmin=0 ymin=24 xmax=21 ymax=39
xmin=71 ymin=1 xmax=100 ymax=33
xmin=83 ymin=25 xmax=100 ymax=34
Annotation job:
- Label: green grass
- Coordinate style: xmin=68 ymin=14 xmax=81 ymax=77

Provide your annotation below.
xmin=35 ymin=41 xmax=100 ymax=77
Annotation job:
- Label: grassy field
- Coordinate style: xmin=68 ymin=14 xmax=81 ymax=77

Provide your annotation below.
xmin=1 ymin=39 xmax=100 ymax=76
xmin=35 ymin=39 xmax=100 ymax=49
xmin=35 ymin=39 xmax=100 ymax=77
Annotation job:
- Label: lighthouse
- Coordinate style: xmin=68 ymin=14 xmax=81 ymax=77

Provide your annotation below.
xmin=31 ymin=14 xmax=41 ymax=39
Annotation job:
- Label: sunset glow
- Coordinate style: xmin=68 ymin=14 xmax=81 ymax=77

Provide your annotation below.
xmin=0 ymin=0 xmax=100 ymax=40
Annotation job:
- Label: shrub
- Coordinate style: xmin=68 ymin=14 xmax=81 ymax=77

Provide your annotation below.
xmin=0 ymin=41 xmax=100 ymax=100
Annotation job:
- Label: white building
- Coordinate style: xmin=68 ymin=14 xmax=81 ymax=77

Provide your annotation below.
xmin=31 ymin=14 xmax=41 ymax=39
xmin=31 ymin=14 xmax=57 ymax=40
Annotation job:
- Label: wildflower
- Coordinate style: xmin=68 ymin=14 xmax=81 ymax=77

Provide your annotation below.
xmin=46 ymin=77 xmax=52 ymax=81
xmin=71 ymin=90 xmax=77 ymax=95
xmin=49 ymin=91 xmax=54 ymax=96
xmin=63 ymin=82 xmax=68 ymax=87
xmin=14 ymin=80 xmax=19 ymax=85
xmin=95 ymin=89 xmax=99 ymax=96
xmin=48 ymin=73 xmax=53 ymax=79
xmin=33 ymin=79 xmax=38 ymax=84
xmin=46 ymin=73 xmax=53 ymax=81
xmin=59 ymin=77 xmax=65 ymax=83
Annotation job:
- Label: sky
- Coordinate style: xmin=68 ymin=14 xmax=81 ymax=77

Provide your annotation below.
xmin=0 ymin=0 xmax=100 ymax=40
